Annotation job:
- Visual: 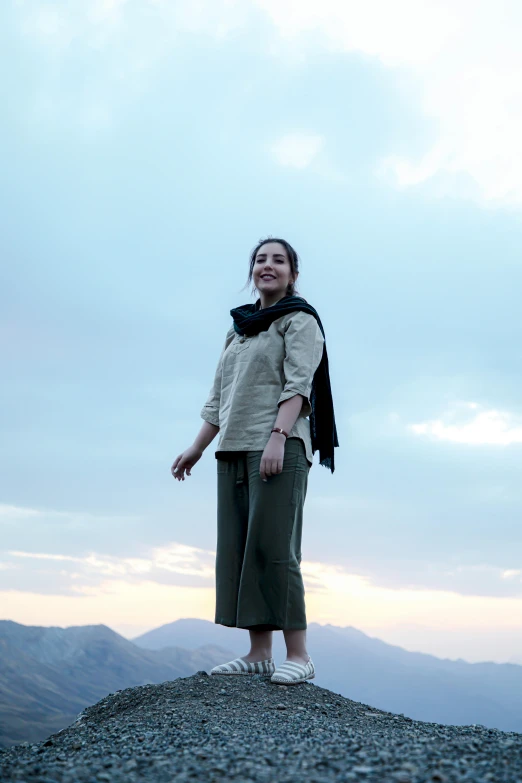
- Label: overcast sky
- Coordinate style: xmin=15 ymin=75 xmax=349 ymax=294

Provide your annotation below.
xmin=1 ymin=0 xmax=522 ymax=665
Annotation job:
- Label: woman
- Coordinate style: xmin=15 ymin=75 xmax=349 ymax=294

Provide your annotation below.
xmin=171 ymin=237 xmax=339 ymax=685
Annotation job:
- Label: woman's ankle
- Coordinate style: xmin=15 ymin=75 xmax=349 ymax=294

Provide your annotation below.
xmin=245 ymin=650 xmax=272 ymax=661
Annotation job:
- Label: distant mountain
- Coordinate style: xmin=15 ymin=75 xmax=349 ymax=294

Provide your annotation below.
xmin=132 ymin=618 xmax=522 ymax=733
xmin=3 ymin=616 xmax=522 ymax=750
xmin=0 ymin=620 xmax=237 ymax=749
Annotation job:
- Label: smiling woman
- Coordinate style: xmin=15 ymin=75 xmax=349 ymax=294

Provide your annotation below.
xmin=249 ymin=238 xmax=298 ymax=309
xmin=171 ymin=236 xmax=339 ymax=686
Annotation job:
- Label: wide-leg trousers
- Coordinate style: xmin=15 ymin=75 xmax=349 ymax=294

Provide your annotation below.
xmin=215 ymin=437 xmax=311 ymax=631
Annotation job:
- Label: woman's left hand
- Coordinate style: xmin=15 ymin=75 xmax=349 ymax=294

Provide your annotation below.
xmin=260 ymin=434 xmax=286 ymax=481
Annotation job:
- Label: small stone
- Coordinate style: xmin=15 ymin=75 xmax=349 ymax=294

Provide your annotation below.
xmin=275 ymin=704 xmax=287 ymax=710
xmin=72 ymin=741 xmax=83 ymax=750
xmin=123 ymin=759 xmax=138 ymax=771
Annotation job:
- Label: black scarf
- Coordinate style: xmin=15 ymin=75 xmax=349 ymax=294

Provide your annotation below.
xmin=230 ymin=294 xmax=339 ymax=473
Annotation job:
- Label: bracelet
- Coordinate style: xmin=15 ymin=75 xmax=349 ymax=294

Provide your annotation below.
xmin=271 ymin=427 xmax=289 ymax=438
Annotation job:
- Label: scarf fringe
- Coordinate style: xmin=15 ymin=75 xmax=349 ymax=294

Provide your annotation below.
xmin=319 ymin=455 xmax=335 ymax=472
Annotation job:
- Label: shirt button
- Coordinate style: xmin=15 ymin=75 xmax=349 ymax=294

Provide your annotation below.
xmin=239 ymin=336 xmax=246 ymax=343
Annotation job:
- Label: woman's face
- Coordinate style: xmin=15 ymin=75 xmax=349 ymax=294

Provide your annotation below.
xmin=253 ymin=241 xmax=296 ymax=297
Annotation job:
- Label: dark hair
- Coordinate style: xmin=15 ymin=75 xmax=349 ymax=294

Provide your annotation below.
xmin=242 ymin=236 xmax=301 ymax=299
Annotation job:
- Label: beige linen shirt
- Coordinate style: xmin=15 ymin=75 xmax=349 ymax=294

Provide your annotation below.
xmin=200 ymin=310 xmax=325 ymax=467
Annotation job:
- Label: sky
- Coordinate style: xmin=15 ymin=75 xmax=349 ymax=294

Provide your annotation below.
xmin=1 ymin=0 xmax=522 ymax=665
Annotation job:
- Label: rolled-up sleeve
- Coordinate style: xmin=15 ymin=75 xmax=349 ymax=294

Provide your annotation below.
xmin=277 ymin=312 xmax=324 ymax=417
xmin=200 ymin=327 xmax=235 ymax=427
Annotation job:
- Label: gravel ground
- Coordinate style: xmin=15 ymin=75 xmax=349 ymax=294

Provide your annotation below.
xmin=1 ymin=670 xmax=521 ymax=783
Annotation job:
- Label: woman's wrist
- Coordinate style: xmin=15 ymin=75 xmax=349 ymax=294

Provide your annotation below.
xmin=271 ymin=428 xmax=288 ymax=439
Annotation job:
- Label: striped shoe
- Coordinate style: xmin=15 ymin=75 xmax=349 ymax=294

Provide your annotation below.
xmin=270 ymin=657 xmax=315 ymax=685
xmin=210 ymin=656 xmax=275 ymax=676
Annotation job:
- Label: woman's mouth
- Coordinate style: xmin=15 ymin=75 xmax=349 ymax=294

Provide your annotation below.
xmin=261 ymin=275 xmax=275 ymax=280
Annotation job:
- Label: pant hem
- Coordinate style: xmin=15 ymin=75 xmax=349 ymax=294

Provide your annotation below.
xmin=215 ymin=618 xmax=307 ymax=631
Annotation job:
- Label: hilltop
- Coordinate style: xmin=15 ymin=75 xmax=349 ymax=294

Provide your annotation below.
xmin=1 ymin=670 xmax=521 ymax=783
xmin=3 ymin=617 xmax=522 ymax=751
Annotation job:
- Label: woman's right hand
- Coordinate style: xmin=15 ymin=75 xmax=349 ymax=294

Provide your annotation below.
xmin=171 ymin=445 xmax=203 ymax=481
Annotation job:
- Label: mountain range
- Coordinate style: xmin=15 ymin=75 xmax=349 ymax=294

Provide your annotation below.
xmin=1 ymin=617 xmax=521 ymax=749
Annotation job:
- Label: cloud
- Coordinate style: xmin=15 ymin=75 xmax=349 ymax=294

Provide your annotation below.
xmin=5 ymin=542 xmax=215 ymax=582
xmin=3 ymin=546 xmax=522 ymax=663
xmin=256 ymin=0 xmax=459 ymax=66
xmin=2 ymin=500 xmax=522 ymax=661
xmin=12 ymin=0 xmax=522 ymax=204
xmin=409 ymin=401 xmax=522 ymax=446
xmin=3 ymin=502 xmax=522 ymax=599
xmin=256 ymin=0 xmax=522 ymax=208
xmin=346 ymin=399 xmax=522 ymax=454
xmin=270 ymin=132 xmax=324 ymax=169
xmin=18 ymin=0 xmax=129 ymax=47
xmin=502 ymin=569 xmax=522 ymax=580
xmin=0 ymin=503 xmax=139 ymax=527
xmin=18 ymin=4 xmax=75 ymax=50
xmin=15 ymin=0 xmax=246 ymax=51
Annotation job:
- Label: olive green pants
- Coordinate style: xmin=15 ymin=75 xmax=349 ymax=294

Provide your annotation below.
xmin=215 ymin=437 xmax=310 ymax=631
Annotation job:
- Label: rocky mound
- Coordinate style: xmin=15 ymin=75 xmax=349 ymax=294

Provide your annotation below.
xmin=1 ymin=670 xmax=521 ymax=782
